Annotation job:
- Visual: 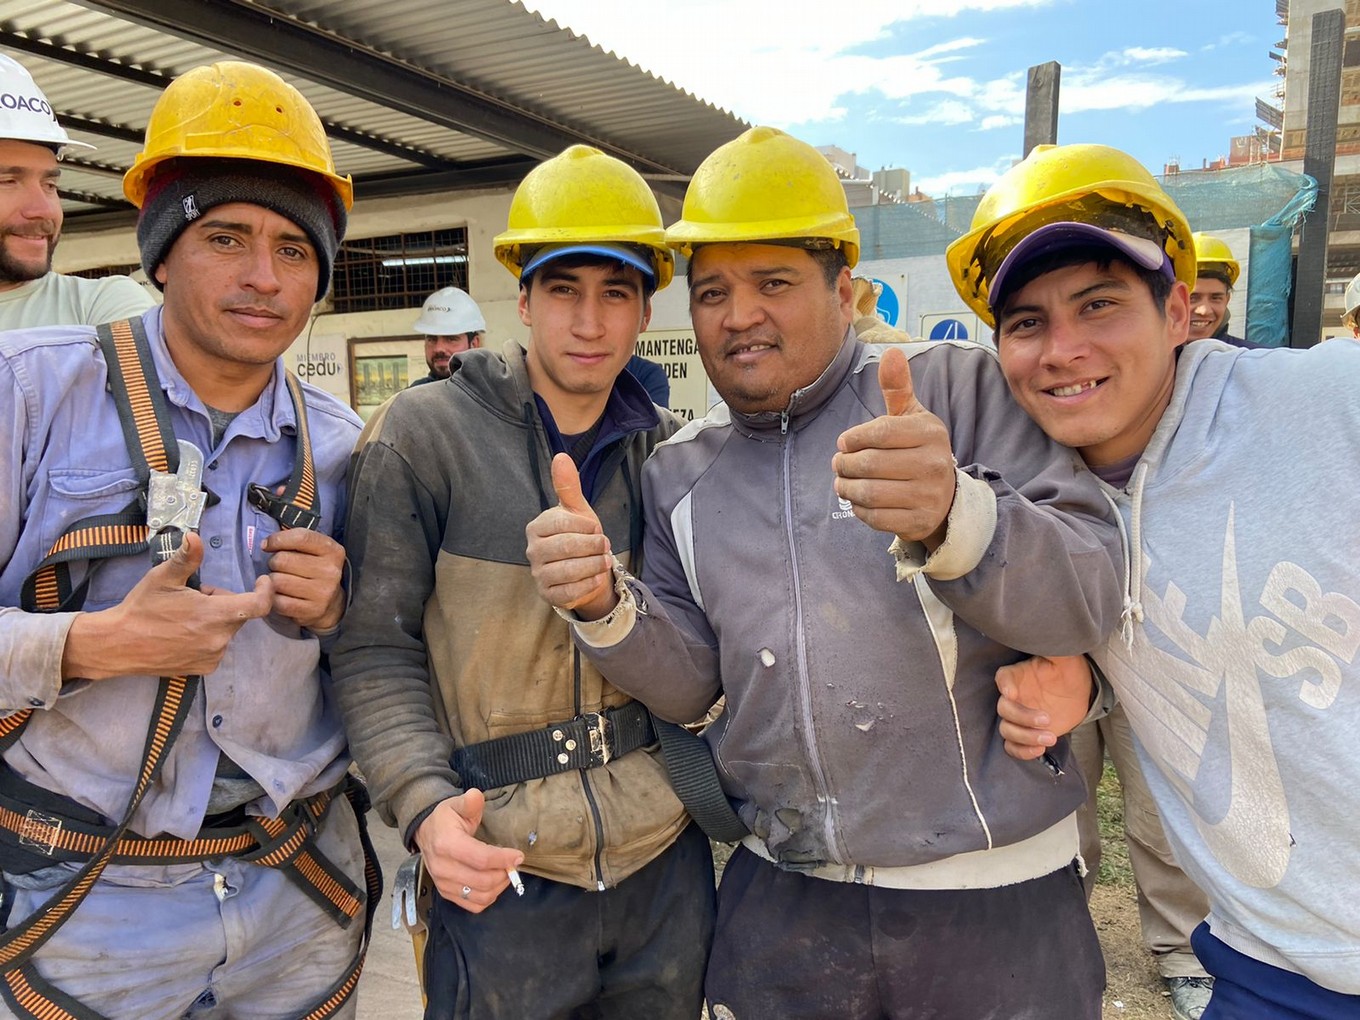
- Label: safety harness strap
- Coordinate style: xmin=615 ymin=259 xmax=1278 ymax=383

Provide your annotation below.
xmin=0 ymin=318 xmax=363 ymax=1020
xmin=15 ymin=318 xmax=166 ymax=620
xmin=1 ymin=959 xmax=105 ymax=1020
xmin=0 ymin=673 xmax=199 ymax=970
xmin=7 ymin=319 xmax=318 ymax=754
xmin=246 ymin=370 xmax=321 ymax=533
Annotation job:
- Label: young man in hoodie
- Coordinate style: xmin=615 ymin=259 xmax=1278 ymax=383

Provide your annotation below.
xmin=961 ymin=143 xmax=1360 ymax=1020
xmin=331 ymin=146 xmax=712 ymax=1019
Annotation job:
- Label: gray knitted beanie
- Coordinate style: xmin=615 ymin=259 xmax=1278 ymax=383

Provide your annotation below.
xmin=137 ymin=158 xmax=347 ymax=302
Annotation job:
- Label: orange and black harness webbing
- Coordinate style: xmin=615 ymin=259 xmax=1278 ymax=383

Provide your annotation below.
xmin=0 ymin=318 xmax=377 ymax=1020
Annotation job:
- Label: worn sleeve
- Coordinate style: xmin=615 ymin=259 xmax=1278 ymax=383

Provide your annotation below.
xmin=0 ymin=352 xmax=80 ymax=711
xmin=919 ymin=346 xmax=1122 ymax=656
xmin=88 ymin=277 xmax=156 ymax=324
xmin=573 ymin=457 xmax=724 ymax=724
xmin=329 ymin=431 xmax=460 ymax=840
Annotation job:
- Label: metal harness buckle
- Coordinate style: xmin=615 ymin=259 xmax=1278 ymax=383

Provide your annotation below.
xmin=18 ymin=809 xmax=62 ymax=856
xmin=584 ymin=712 xmax=611 ymax=767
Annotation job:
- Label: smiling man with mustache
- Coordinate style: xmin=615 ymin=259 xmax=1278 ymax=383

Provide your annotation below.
xmin=527 ymin=126 xmax=1125 ymax=1020
xmin=0 ymin=54 xmax=152 ymax=329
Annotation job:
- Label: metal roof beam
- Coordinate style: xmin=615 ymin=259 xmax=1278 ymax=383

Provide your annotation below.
xmin=73 ymin=0 xmax=677 ymax=174
xmin=58 ymin=115 xmax=145 ymax=146
xmin=1 ymin=28 xmax=451 ymax=170
xmin=59 ymin=158 xmax=128 ymax=181
xmin=353 ymin=158 xmax=540 ymax=199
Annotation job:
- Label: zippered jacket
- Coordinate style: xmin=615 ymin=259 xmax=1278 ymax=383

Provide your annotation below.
xmin=332 ymin=341 xmax=689 ymax=890
xmin=580 ymin=332 xmax=1123 ymax=873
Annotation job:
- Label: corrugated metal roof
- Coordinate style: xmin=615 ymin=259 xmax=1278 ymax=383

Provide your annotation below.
xmin=0 ymin=0 xmax=748 ymax=223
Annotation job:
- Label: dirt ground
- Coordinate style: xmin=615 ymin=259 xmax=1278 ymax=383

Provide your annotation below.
xmin=1090 ymin=761 xmax=1181 ymax=1020
xmin=1095 ymin=880 xmax=1176 ymax=1020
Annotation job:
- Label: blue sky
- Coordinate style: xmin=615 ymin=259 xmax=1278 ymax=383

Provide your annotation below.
xmin=524 ymin=0 xmax=1282 ymax=197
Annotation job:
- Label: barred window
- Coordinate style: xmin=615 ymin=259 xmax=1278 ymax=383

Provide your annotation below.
xmin=330 ymin=228 xmax=469 ymax=313
xmin=67 ymin=263 xmax=142 ymax=280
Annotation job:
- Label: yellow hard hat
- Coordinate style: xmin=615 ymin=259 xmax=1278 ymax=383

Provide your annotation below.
xmin=666 ymin=126 xmax=860 ymax=267
xmin=493 ymin=145 xmax=673 ymax=290
xmin=1192 ymin=231 xmax=1240 ymax=288
xmin=123 ymin=61 xmax=352 ymax=211
xmin=946 ymin=143 xmax=1193 ymax=325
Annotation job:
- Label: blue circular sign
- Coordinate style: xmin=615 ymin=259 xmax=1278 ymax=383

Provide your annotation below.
xmin=928 ymin=318 xmax=969 ymax=341
xmin=872 ymin=278 xmax=899 ymax=327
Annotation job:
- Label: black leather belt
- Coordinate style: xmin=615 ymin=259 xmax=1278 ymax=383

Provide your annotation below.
xmin=451 ymin=702 xmax=656 ymax=791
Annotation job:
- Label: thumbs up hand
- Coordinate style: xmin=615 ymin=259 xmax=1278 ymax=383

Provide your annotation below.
xmin=832 ymin=347 xmax=957 ymax=546
xmin=526 ymin=453 xmax=618 ymax=620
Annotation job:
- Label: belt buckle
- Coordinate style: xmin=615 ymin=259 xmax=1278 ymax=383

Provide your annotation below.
xmin=19 ymin=809 xmax=62 ymax=856
xmin=584 ymin=712 xmax=611 ymax=767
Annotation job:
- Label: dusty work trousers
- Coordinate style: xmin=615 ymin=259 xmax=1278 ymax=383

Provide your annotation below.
xmin=0 ymin=794 xmax=366 ymax=1020
xmin=1072 ymin=701 xmax=1210 ymax=980
xmin=705 ymin=846 xmax=1104 ymax=1020
xmin=423 ymin=821 xmax=714 ymax=1020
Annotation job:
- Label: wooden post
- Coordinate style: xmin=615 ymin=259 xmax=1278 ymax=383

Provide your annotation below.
xmin=1023 ymin=62 xmax=1061 ymax=156
xmin=1290 ymin=8 xmax=1344 ymax=347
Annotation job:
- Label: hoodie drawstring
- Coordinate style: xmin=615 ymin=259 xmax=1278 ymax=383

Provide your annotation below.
xmin=1114 ymin=459 xmax=1150 ymax=648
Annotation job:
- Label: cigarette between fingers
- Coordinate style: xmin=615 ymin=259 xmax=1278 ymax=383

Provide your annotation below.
xmin=508 ymin=868 xmax=525 ymax=896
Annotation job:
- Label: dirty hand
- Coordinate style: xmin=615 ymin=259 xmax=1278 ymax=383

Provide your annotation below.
xmin=832 ymin=347 xmax=956 ymax=547
xmin=61 ymin=533 xmax=273 ymax=681
xmin=261 ymin=527 xmax=347 ymax=632
xmin=415 ymin=790 xmax=525 ymax=914
xmin=996 ymin=655 xmax=1095 ymax=760
xmin=526 ymin=453 xmax=617 ymax=620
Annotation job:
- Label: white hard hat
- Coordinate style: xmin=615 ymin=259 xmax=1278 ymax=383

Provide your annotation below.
xmin=1344 ymin=272 xmax=1360 ymax=329
xmin=0 ymin=55 xmax=93 ymax=155
xmin=413 ymin=286 xmax=486 ymax=335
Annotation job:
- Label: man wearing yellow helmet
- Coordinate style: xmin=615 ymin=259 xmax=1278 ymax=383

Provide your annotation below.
xmin=969 ymin=144 xmax=1360 ymax=1019
xmin=528 ymin=126 xmax=1125 ymax=1019
xmin=0 ymin=62 xmax=368 ymax=1018
xmin=1187 ymin=232 xmax=1255 ymax=348
xmin=334 ymin=145 xmax=713 ymax=1018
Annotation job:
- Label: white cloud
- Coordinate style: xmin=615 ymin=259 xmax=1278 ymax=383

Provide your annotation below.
xmin=1061 ymin=72 xmax=1274 ymax=114
xmin=915 ymin=156 xmax=1020 ymax=197
xmin=1202 ymin=31 xmax=1254 ymax=51
xmin=892 ymin=99 xmax=976 ymax=126
xmin=522 ymin=0 xmax=1271 ymax=193
xmin=1120 ymin=46 xmax=1188 ymax=64
xmin=910 ymin=38 xmax=988 ymax=61
xmin=522 ymin=0 xmax=1053 ymax=123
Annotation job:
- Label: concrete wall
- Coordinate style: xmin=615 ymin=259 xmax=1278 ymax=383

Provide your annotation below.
xmin=57 ymin=186 xmax=721 ymax=419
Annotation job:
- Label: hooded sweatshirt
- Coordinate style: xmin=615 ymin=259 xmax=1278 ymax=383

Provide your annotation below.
xmin=1092 ymin=337 xmax=1360 ymax=993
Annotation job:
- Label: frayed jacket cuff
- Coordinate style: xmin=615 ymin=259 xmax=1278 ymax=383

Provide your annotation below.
xmin=890 ymin=469 xmax=997 ymax=582
xmin=560 ymin=571 xmax=639 ymax=649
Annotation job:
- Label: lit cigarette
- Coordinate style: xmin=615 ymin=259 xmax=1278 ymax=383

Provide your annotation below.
xmin=507 ymin=868 xmax=525 ymax=896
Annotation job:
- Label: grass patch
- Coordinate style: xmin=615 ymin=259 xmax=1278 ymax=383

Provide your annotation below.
xmin=1095 ymin=757 xmax=1135 ymax=888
